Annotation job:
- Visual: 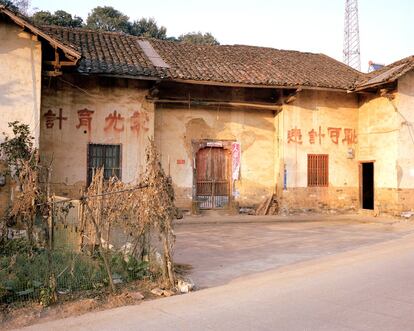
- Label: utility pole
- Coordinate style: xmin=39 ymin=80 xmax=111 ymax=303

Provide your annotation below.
xmin=343 ymin=0 xmax=361 ymax=71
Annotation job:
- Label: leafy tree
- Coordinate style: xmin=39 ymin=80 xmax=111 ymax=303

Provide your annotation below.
xmin=0 ymin=0 xmax=16 ymax=11
xmin=178 ymin=32 xmax=219 ymax=46
xmin=0 ymin=0 xmax=28 ymax=12
xmin=32 ymin=10 xmax=83 ymax=28
xmin=0 ymin=121 xmax=34 ymax=177
xmin=86 ymin=6 xmax=130 ymax=33
xmin=129 ymin=17 xmax=167 ymax=39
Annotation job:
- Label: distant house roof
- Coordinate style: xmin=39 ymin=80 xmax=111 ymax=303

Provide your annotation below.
xmin=356 ymin=55 xmax=414 ymax=91
xmin=368 ymin=62 xmax=384 ymax=73
xmin=39 ymin=25 xmax=364 ymax=90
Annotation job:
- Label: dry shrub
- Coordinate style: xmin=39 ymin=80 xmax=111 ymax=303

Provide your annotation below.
xmin=82 ymin=138 xmax=177 ymax=290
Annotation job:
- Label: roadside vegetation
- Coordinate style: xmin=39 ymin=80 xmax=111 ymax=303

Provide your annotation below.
xmin=0 ymin=122 xmax=183 ymax=326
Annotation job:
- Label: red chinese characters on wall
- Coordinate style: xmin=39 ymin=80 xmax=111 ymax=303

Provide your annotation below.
xmin=288 ymin=126 xmax=357 ymax=145
xmin=104 ymin=110 xmax=125 ymax=132
xmin=103 ymin=110 xmax=150 ymax=134
xmin=287 ymin=127 xmax=303 ymax=144
xmin=342 ymin=128 xmax=357 ymax=145
xmin=76 ymin=108 xmax=95 ymax=131
xmin=43 ymin=108 xmax=150 ymax=135
xmin=130 ymin=110 xmax=149 ymax=135
xmin=327 ymin=127 xmax=342 ymax=144
xmin=308 ymin=126 xmax=325 ymax=145
xmin=43 ymin=108 xmax=67 ymax=129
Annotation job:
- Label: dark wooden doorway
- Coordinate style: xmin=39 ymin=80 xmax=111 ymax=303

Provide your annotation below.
xmin=196 ymin=147 xmax=231 ymax=209
xmin=361 ymin=162 xmax=374 ymax=210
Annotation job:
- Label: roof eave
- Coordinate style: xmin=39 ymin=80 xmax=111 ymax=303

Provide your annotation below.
xmin=169 ymin=78 xmax=350 ymax=92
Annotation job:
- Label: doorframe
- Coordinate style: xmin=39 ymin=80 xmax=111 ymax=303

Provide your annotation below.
xmin=359 ymin=160 xmax=375 ymax=210
xmin=192 ymin=139 xmax=235 ymax=209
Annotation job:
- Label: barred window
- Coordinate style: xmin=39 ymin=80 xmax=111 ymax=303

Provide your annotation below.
xmin=307 ymin=154 xmax=329 ymax=187
xmin=87 ymin=144 xmax=121 ymax=184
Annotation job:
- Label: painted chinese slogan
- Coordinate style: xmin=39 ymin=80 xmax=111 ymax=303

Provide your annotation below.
xmin=43 ymin=108 xmax=149 ymax=135
xmin=287 ymin=126 xmax=357 ymax=145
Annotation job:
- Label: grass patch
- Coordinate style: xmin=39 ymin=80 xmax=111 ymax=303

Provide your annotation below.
xmin=0 ymin=239 xmax=148 ymax=303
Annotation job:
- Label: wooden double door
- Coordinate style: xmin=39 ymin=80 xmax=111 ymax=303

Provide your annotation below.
xmin=196 ymin=147 xmax=231 ymax=209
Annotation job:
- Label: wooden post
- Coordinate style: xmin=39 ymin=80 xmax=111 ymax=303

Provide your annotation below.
xmin=162 ymin=231 xmax=175 ymax=288
xmin=46 ymin=166 xmax=57 ymax=303
xmin=78 ymin=188 xmax=85 ymax=252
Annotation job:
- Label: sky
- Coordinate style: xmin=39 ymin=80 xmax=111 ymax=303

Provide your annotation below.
xmin=29 ymin=0 xmax=413 ymax=72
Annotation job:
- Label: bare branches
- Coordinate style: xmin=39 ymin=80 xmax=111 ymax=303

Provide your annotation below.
xmin=81 ymin=138 xmax=177 ymax=290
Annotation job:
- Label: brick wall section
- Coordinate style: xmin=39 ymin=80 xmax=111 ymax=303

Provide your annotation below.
xmin=280 ymin=187 xmax=359 ymax=213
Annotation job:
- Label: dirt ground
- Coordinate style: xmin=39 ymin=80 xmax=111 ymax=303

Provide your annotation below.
xmin=174 ymin=213 xmax=414 ymax=288
xmin=0 ymin=279 xmax=177 ymax=330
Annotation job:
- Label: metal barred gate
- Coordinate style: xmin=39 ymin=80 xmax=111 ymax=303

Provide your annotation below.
xmin=196 ymin=147 xmax=230 ymax=209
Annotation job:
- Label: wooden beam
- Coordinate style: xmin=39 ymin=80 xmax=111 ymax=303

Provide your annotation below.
xmin=284 ymin=88 xmax=302 ymax=104
xmin=44 ymin=60 xmax=77 ymax=67
xmin=153 ymin=98 xmax=283 ymax=111
xmin=43 ymin=71 xmax=63 ymax=77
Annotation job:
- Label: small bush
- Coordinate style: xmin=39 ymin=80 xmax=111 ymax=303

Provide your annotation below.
xmin=0 ymin=239 xmax=149 ymax=303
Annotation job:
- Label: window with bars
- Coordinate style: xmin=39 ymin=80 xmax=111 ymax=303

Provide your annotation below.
xmin=87 ymin=144 xmax=121 ymax=184
xmin=307 ymin=154 xmax=329 ymax=187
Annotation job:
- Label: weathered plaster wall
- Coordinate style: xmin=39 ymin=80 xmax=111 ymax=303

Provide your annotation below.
xmin=39 ymin=75 xmax=153 ymax=197
xmin=154 ymin=106 xmax=276 ymax=208
xmin=0 ymin=19 xmax=42 ymax=142
xmin=396 ymin=70 xmax=414 ymax=211
xmin=0 ymin=19 xmax=42 ymax=218
xmin=358 ymin=91 xmax=401 ymax=213
xmin=276 ymin=90 xmax=359 ymax=212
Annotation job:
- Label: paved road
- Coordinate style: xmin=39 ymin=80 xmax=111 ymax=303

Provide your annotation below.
xmin=19 ymin=230 xmax=414 ymax=331
xmin=174 ymin=214 xmax=414 ymax=287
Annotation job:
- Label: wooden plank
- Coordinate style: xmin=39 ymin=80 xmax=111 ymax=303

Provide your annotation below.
xmin=264 ymin=194 xmax=274 ymax=215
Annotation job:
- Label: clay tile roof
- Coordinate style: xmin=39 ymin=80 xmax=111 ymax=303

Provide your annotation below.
xmin=40 ymin=25 xmax=365 ymax=90
xmin=150 ymin=40 xmax=364 ymax=89
xmin=40 ymin=26 xmax=166 ymax=77
xmin=355 ymin=55 xmax=414 ymax=90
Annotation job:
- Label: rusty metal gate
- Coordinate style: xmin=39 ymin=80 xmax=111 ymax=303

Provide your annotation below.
xmin=196 ymin=147 xmax=230 ymax=209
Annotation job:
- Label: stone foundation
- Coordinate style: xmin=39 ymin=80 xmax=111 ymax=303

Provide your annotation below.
xmin=398 ymin=189 xmax=414 ymax=212
xmin=279 ymin=187 xmax=359 ymax=213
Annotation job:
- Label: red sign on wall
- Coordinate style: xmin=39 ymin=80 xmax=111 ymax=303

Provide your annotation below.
xmin=177 ymin=159 xmax=185 ymax=165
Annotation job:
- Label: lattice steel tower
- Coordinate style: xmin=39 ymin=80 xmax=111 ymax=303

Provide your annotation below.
xmin=343 ymin=0 xmax=361 ymax=71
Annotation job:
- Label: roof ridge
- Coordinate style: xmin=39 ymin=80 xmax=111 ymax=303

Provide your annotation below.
xmin=41 ymin=24 xmax=133 ymax=37
xmin=319 ymin=53 xmax=365 ymax=76
xmin=41 ymin=25 xmax=342 ymax=57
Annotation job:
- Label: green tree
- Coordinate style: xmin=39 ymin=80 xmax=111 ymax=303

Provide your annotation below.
xmin=32 ymin=10 xmax=83 ymax=27
xmin=178 ymin=32 xmax=219 ymax=46
xmin=129 ymin=17 xmax=167 ymax=39
xmin=0 ymin=0 xmax=17 ymax=11
xmin=86 ymin=6 xmax=130 ymax=33
xmin=0 ymin=121 xmax=34 ymax=177
xmin=0 ymin=0 xmax=29 ymax=13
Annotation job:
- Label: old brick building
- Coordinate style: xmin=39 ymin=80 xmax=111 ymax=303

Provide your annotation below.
xmin=1 ymin=6 xmax=414 ymax=217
